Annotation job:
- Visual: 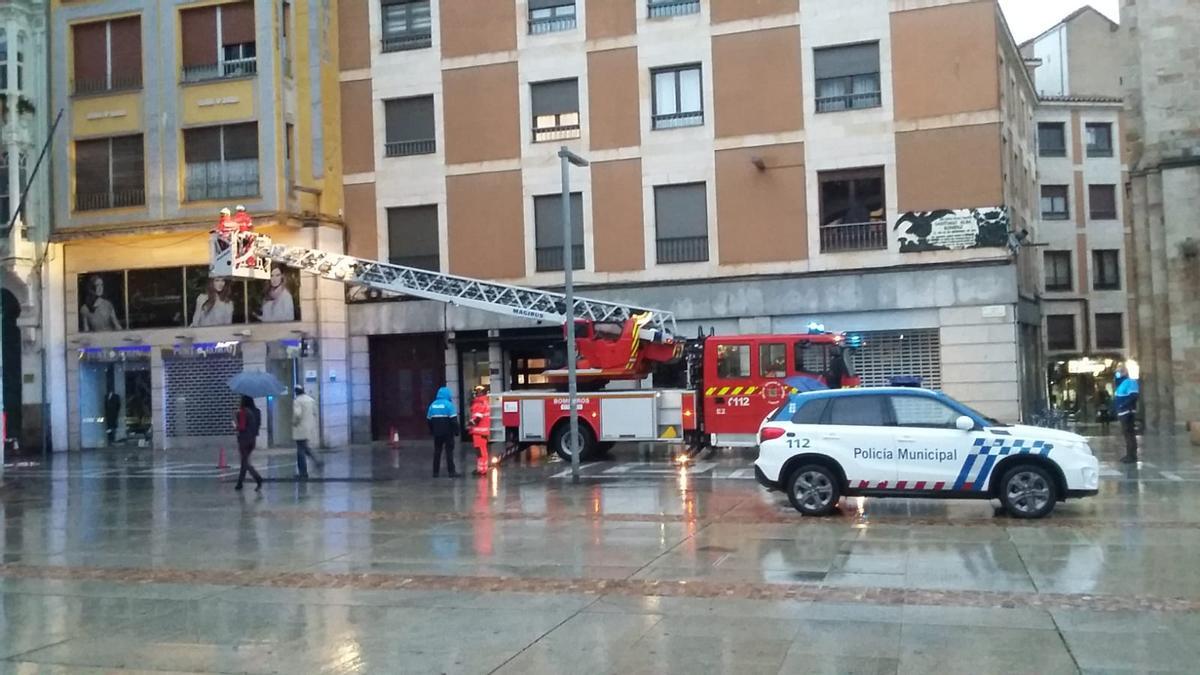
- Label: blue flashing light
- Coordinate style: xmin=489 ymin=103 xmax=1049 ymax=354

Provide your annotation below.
xmin=845 ymin=334 xmax=863 ymax=348
xmin=889 ymin=375 xmax=923 ymax=388
xmin=806 ymin=321 xmax=827 ymax=334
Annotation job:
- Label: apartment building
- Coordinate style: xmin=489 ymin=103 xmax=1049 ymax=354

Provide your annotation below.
xmin=46 ymin=0 xmax=347 ymax=452
xmin=0 ymin=0 xmax=50 ymax=456
xmin=1020 ymin=6 xmax=1131 ymax=421
xmin=339 ymin=0 xmax=1041 ymax=440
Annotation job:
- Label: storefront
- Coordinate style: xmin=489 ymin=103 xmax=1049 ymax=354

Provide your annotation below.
xmin=1047 ymin=355 xmax=1122 ymax=424
xmin=78 ymin=346 xmax=152 ymax=449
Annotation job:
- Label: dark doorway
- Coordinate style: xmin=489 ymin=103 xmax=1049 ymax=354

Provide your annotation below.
xmin=1 ymin=289 xmax=20 ymax=451
xmin=369 ymin=333 xmax=446 ymax=440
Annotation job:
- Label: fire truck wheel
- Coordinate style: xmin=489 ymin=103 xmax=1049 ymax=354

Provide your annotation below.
xmin=785 ymin=464 xmax=841 ymax=516
xmin=550 ymin=423 xmax=598 ymax=462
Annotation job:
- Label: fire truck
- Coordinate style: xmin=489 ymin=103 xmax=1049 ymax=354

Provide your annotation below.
xmin=213 ymin=224 xmax=860 ymax=462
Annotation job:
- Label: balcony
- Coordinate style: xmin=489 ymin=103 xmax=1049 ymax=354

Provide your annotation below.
xmin=389 ymin=254 xmax=440 ymax=272
xmin=75 ymin=189 xmax=146 ymax=212
xmin=72 ymin=75 xmax=143 ymax=96
xmin=529 ymin=15 xmax=576 ymax=34
xmin=533 ymin=123 xmax=581 ymax=143
xmin=648 ymin=0 xmax=700 ymax=18
xmin=815 ymin=90 xmax=882 ymax=113
xmin=381 ymin=31 xmax=432 ymax=53
xmin=819 ymin=221 xmax=887 ymax=253
xmin=384 ymin=139 xmax=437 ymax=158
xmin=181 ymin=58 xmax=258 ymax=84
xmin=656 ymin=236 xmax=709 ymax=264
xmin=185 ymin=159 xmax=260 ymax=202
xmin=535 ymin=245 xmax=584 ymax=273
xmin=652 ymin=111 xmax=703 ymax=130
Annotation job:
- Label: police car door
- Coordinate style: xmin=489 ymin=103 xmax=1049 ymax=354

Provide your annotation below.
xmin=821 ymin=395 xmax=897 ymax=489
xmin=888 ymin=394 xmax=979 ymax=492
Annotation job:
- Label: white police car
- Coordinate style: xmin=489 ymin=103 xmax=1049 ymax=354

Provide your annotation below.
xmin=754 ymin=388 xmax=1099 ymax=519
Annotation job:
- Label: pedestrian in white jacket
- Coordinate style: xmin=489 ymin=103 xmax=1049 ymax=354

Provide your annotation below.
xmin=292 ymin=386 xmax=323 ymax=479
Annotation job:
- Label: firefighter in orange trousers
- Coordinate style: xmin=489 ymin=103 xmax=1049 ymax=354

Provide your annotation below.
xmin=469 ymin=385 xmax=491 ymax=476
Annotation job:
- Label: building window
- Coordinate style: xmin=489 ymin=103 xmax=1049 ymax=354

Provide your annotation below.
xmin=1095 ymin=313 xmax=1124 ymax=349
xmin=0 ymin=151 xmax=28 ymax=222
xmin=74 ymin=135 xmax=145 ymax=211
xmin=531 ymin=79 xmax=580 ymax=143
xmin=813 ymin=42 xmax=881 ymax=113
xmin=533 ymin=193 xmax=585 ymax=272
xmin=1086 ymin=122 xmax=1113 ymax=157
xmin=1044 ymin=250 xmax=1073 ymax=292
xmin=0 ymin=30 xmax=6 ymax=91
xmin=72 ymin=17 xmax=143 ymax=94
xmin=1038 ymin=122 xmax=1067 ymax=157
xmin=654 ymin=183 xmax=709 ymax=264
xmin=285 ymin=122 xmax=295 ymax=190
xmin=381 ymin=0 xmax=432 ymax=52
xmin=281 ymin=1 xmax=293 ymax=78
xmin=818 ymin=167 xmax=886 ymax=253
xmin=183 ymin=123 xmax=259 ymax=202
xmin=387 ymin=205 xmax=440 ymax=271
xmin=180 ymin=2 xmax=257 ymax=83
xmin=648 ymin=0 xmax=700 ymax=19
xmin=529 ymin=0 xmax=576 ymax=34
xmin=1089 ymin=184 xmax=1117 ymax=220
xmin=1093 ymin=249 xmax=1121 ymax=290
xmin=1041 ymin=185 xmax=1070 ymax=220
xmin=1047 ymin=315 xmax=1076 ymax=351
xmin=384 ymin=95 xmax=436 ymax=157
xmin=651 ymin=64 xmax=703 ymax=130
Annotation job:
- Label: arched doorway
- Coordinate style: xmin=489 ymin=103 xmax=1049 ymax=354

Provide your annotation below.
xmin=1 ymin=289 xmax=20 ymax=450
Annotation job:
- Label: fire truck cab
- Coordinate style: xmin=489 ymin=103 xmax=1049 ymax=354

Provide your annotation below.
xmin=699 ymin=330 xmax=860 ymax=448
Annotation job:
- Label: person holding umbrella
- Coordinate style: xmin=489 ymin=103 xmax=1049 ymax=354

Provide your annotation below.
xmin=234 ymin=395 xmax=263 ymax=491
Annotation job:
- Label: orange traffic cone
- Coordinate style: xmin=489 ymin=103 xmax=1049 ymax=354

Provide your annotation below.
xmin=217 ymin=446 xmax=229 ymax=469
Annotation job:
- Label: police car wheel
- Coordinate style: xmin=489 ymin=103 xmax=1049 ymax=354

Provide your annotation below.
xmin=786 ymin=464 xmax=840 ymax=516
xmin=999 ymin=465 xmax=1057 ymax=519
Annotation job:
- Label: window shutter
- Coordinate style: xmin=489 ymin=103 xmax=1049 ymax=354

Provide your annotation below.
xmin=529 ymin=0 xmax=571 ymax=9
xmin=534 ymin=193 xmax=583 ymax=248
xmin=384 ymin=96 xmax=435 ymax=142
xmin=654 ymin=183 xmax=708 ymax=239
xmin=180 ymin=6 xmax=218 ymax=67
xmin=72 ymin=22 xmax=107 ymax=86
xmin=531 ymin=79 xmax=579 ymax=116
xmin=108 ymin=17 xmax=143 ymax=86
xmin=814 ymin=42 xmax=879 ymax=79
xmin=220 ymin=1 xmax=256 ymax=46
xmin=222 ymin=123 xmax=259 ymax=160
xmin=110 ymin=136 xmax=145 ymax=193
xmin=184 ymin=127 xmax=222 ymax=163
xmin=387 ymin=205 xmax=440 ymax=259
xmin=74 ymin=139 xmax=111 ymax=196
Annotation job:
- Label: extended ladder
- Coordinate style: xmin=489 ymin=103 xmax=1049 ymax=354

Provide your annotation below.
xmin=243 ymin=234 xmax=678 ymax=340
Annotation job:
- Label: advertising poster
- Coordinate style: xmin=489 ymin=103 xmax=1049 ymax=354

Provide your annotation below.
xmin=77 ymin=271 xmax=127 ymax=333
xmin=249 ymin=265 xmax=301 ymax=323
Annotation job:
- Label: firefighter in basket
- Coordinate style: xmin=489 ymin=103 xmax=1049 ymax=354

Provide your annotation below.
xmin=468 ymin=385 xmax=491 ymax=476
xmin=231 ymin=205 xmax=258 ymax=272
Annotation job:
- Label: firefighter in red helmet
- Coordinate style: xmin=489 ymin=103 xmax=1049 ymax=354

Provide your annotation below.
xmin=468 ymin=385 xmax=491 ymax=475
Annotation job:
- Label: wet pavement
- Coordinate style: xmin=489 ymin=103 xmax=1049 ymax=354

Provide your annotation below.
xmin=1 ymin=433 xmax=1198 ymax=674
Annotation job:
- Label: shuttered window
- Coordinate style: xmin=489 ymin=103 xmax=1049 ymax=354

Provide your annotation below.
xmin=654 ymin=183 xmax=709 ymax=264
xmin=72 ymin=17 xmax=142 ymax=94
xmin=531 ymin=79 xmax=581 ymax=142
xmin=387 ymin=205 xmax=440 ymax=271
xmin=1046 ymin=315 xmax=1076 ymax=351
xmin=74 ymin=135 xmax=145 ymax=211
xmin=852 ymin=329 xmax=942 ymax=390
xmin=814 ymin=42 xmax=881 ymax=112
xmin=183 ymin=123 xmax=259 ymax=201
xmin=181 ymin=2 xmax=257 ymax=82
xmin=534 ymin=193 xmax=585 ymax=272
xmin=1095 ymin=313 xmax=1123 ymax=350
xmin=383 ymin=96 xmax=436 ymax=157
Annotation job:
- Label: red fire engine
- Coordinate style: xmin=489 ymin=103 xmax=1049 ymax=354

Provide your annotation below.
xmin=213 ymin=222 xmax=861 ymax=462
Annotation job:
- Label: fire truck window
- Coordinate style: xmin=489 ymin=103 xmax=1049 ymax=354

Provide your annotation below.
xmin=760 ymin=343 xmax=787 ymax=378
xmin=716 ymin=344 xmax=751 ymax=379
xmin=794 ymin=342 xmax=828 ymax=374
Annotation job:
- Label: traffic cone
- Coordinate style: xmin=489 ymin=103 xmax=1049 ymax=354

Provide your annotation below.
xmin=217 ymin=446 xmax=229 ymax=469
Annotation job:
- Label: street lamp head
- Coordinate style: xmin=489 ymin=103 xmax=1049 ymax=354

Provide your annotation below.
xmin=558 ymin=146 xmax=589 ymax=167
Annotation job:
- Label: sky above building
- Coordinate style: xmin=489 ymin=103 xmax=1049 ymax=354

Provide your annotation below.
xmin=999 ymin=0 xmax=1120 ymax=42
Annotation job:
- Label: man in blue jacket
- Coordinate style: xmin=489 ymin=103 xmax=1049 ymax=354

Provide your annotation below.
xmin=1114 ymin=367 xmax=1140 ymax=464
xmin=427 ymin=386 xmax=460 ymax=477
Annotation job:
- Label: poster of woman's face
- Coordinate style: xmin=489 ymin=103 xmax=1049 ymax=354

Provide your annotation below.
xmin=185 ymin=267 xmax=246 ymax=327
xmin=77 ymin=272 xmax=127 ymax=333
xmin=249 ymin=265 xmax=301 ymax=323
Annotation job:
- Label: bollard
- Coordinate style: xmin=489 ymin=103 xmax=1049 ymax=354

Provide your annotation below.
xmin=217 ymin=446 xmax=229 ymax=469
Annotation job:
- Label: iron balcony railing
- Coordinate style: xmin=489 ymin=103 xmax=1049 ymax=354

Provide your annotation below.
xmin=72 ymin=74 xmax=143 ymax=96
xmin=648 ymin=0 xmax=700 ymax=18
xmin=388 ymin=254 xmax=440 ymax=272
xmin=819 ymin=221 xmax=887 ymax=253
xmin=535 ymin=245 xmax=585 ymax=272
xmin=529 ymin=14 xmax=576 ymax=34
xmin=533 ymin=124 xmax=581 ymax=143
xmin=185 ymin=159 xmax=259 ymax=202
xmin=652 ymin=110 xmax=703 ymax=130
xmin=75 ymin=189 xmax=146 ymax=212
xmin=656 ymin=236 xmax=709 ymax=264
xmin=182 ymin=59 xmax=258 ymax=83
xmin=381 ymin=31 xmax=433 ymax=53
xmin=815 ymin=90 xmax=882 ymax=113
xmin=384 ymin=139 xmax=437 ymax=157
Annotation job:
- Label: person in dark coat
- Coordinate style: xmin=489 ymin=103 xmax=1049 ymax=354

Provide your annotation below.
xmin=104 ymin=390 xmax=121 ymax=446
xmin=234 ymin=395 xmax=264 ymax=491
xmin=427 ymin=386 xmax=460 ymax=478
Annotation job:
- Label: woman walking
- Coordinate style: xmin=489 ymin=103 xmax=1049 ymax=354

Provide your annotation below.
xmin=234 ymin=395 xmax=264 ymax=491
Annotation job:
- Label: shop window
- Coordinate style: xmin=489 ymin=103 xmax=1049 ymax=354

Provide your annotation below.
xmin=715 ymin=344 xmax=750 ymax=379
xmin=127 ymin=267 xmax=186 ymax=329
xmin=759 ymin=343 xmax=786 ymax=378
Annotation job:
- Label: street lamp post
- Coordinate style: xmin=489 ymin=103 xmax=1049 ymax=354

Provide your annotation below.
xmin=558 ymin=146 xmax=588 ymax=483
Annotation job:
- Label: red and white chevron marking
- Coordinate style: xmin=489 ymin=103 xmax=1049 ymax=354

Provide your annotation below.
xmin=855 ymin=480 xmax=948 ymax=491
